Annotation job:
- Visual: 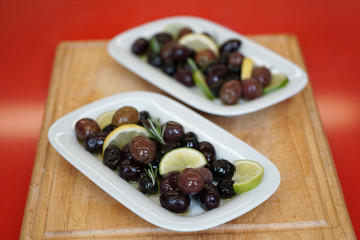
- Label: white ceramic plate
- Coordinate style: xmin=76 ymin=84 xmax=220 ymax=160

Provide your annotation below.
xmin=48 ymin=91 xmax=280 ymax=232
xmin=107 ymin=16 xmax=308 ymax=116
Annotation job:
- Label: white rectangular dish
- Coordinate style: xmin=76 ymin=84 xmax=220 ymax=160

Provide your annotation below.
xmin=48 ymin=91 xmax=281 ymax=232
xmin=107 ymin=16 xmax=308 ymax=116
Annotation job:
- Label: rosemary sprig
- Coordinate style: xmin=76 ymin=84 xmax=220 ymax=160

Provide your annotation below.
xmin=143 ymin=118 xmax=165 ymax=144
xmin=144 ymin=163 xmax=158 ymax=186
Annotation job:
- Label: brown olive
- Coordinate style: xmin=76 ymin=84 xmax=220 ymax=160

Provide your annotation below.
xmin=241 ymin=78 xmax=263 ymax=100
xmin=227 ymin=52 xmax=244 ymax=68
xmin=129 ymin=136 xmax=156 ymax=165
xmin=177 ymin=27 xmax=193 ymax=39
xmin=163 ymin=121 xmax=184 ymax=142
xmin=219 ymin=39 xmax=242 ymax=53
xmin=112 ymin=106 xmax=139 ymax=127
xmin=252 ymin=66 xmax=271 ymax=88
xmin=196 ymin=167 xmax=213 ymax=184
xmin=177 ymin=168 xmax=204 ymax=195
xmin=195 ymin=49 xmax=216 ymax=68
xmin=174 ymin=69 xmax=194 ymax=86
xmin=160 ymin=42 xmax=176 ymax=60
xmin=219 ymin=79 xmax=242 ymax=105
xmin=75 ymin=118 xmax=100 ymax=141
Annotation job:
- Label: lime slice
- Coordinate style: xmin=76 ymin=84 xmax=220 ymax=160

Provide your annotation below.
xmin=102 ymin=124 xmax=149 ymax=153
xmin=159 ymin=148 xmax=207 ymax=176
xmin=241 ymin=57 xmax=254 ymax=80
xmin=163 ymin=23 xmax=187 ymax=38
xmin=232 ymin=160 xmax=264 ymax=194
xmin=263 ymin=73 xmax=289 ymax=94
xmin=178 ymin=33 xmax=219 ymax=57
xmin=96 ymin=110 xmax=116 ymax=130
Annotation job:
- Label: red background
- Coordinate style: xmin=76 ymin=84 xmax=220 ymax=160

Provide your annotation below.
xmin=0 ymin=0 xmax=359 ymax=238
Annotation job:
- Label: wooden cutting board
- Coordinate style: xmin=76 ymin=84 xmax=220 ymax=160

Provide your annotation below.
xmin=20 ymin=35 xmax=355 ymax=239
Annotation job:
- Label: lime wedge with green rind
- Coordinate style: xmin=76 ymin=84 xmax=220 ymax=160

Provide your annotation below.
xmin=232 ymin=160 xmax=264 ymax=194
xmin=263 ymin=73 xmax=289 ymax=94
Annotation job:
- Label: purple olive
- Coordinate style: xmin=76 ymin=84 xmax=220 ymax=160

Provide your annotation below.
xmin=160 ymin=190 xmax=190 ymax=213
xmin=177 ymin=168 xmax=204 ymax=195
xmin=199 ymin=184 xmax=220 ymax=210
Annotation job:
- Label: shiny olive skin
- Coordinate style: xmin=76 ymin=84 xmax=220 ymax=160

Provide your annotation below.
xmin=131 ymin=38 xmax=149 ymax=55
xmin=112 ymin=106 xmax=139 ymax=127
xmin=241 ymin=78 xmax=263 ymax=100
xmin=139 ymin=172 xmax=158 ymax=195
xmin=219 ymin=39 xmax=242 ymax=53
xmin=196 ymin=167 xmax=213 ymax=184
xmin=129 ymin=136 xmax=157 ymax=165
xmin=121 ymin=144 xmax=133 ymax=160
xmin=199 ymin=184 xmax=220 ymax=210
xmin=160 ymin=171 xmax=180 ymax=194
xmin=252 ymin=66 xmax=271 ymax=88
xmin=160 ymin=42 xmax=176 ymax=60
xmin=195 ymin=49 xmax=216 ymax=68
xmin=160 ymin=190 xmax=190 ymax=213
xmin=177 ymin=168 xmax=204 ymax=195
xmin=219 ymin=79 xmax=242 ymax=105
xmin=228 ymin=52 xmax=244 ymax=68
xmin=217 ymin=179 xmax=235 ymax=199
xmin=174 ymin=69 xmax=195 ymax=86
xmin=162 ymin=60 xmax=177 ymax=76
xmin=102 ymin=124 xmax=115 ymax=135
xmin=155 ymin=32 xmax=173 ymax=45
xmin=138 ymin=110 xmax=150 ymax=127
xmin=181 ymin=132 xmax=199 ymax=149
xmin=103 ymin=145 xmax=122 ymax=169
xmin=177 ymin=27 xmax=193 ymax=39
xmin=173 ymin=45 xmax=192 ymax=62
xmin=118 ymin=159 xmax=144 ymax=181
xmin=84 ymin=131 xmax=107 ymax=154
xmin=147 ymin=52 xmax=163 ymax=67
xmin=205 ymin=63 xmax=228 ymax=78
xmin=210 ymin=159 xmax=235 ymax=181
xmin=198 ymin=141 xmax=216 ymax=164
xmin=163 ymin=121 xmax=184 ymax=142
xmin=75 ymin=118 xmax=100 ymax=141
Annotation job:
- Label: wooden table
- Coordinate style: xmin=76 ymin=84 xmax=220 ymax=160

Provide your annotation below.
xmin=20 ymin=35 xmax=355 ymax=239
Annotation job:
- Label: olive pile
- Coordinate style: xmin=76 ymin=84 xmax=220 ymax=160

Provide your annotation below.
xmin=75 ymin=106 xmax=237 ymax=213
xmin=131 ymin=27 xmax=272 ymax=105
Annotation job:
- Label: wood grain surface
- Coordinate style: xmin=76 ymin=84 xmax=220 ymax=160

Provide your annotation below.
xmin=20 ymin=35 xmax=355 ymax=239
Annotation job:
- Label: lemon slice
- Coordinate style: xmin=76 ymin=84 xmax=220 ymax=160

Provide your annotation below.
xmin=241 ymin=57 xmax=254 ymax=80
xmin=159 ymin=148 xmax=207 ymax=176
xmin=178 ymin=33 xmax=219 ymax=57
xmin=232 ymin=160 xmax=264 ymax=194
xmin=102 ymin=124 xmax=149 ymax=153
xmin=96 ymin=110 xmax=116 ymax=130
xmin=263 ymin=73 xmax=289 ymax=94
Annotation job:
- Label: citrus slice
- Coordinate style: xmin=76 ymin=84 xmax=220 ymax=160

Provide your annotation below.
xmin=102 ymin=124 xmax=149 ymax=153
xmin=96 ymin=110 xmax=116 ymax=130
xmin=232 ymin=160 xmax=264 ymax=194
xmin=159 ymin=148 xmax=207 ymax=176
xmin=178 ymin=33 xmax=219 ymax=57
xmin=263 ymin=73 xmax=289 ymax=94
xmin=241 ymin=57 xmax=254 ymax=80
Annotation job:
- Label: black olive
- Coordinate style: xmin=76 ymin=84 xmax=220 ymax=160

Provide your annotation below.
xmin=219 ymin=39 xmax=242 ymax=53
xmin=160 ymin=141 xmax=181 ymax=157
xmin=160 ymin=171 xmax=180 ymax=194
xmin=131 ymin=38 xmax=149 ymax=55
xmin=118 ymin=159 xmax=144 ymax=181
xmin=121 ymin=144 xmax=133 ymax=160
xmin=198 ymin=141 xmax=216 ymax=164
xmin=147 ymin=52 xmax=163 ymax=67
xmin=160 ymin=190 xmax=190 ymax=213
xmin=162 ymin=60 xmax=177 ymax=76
xmin=210 ymin=159 xmax=235 ymax=181
xmin=103 ymin=145 xmax=122 ymax=169
xmin=199 ymin=184 xmax=220 ymax=210
xmin=217 ymin=179 xmax=235 ymax=198
xmin=154 ymin=32 xmax=173 ymax=46
xmin=102 ymin=124 xmax=115 ymax=135
xmin=84 ymin=131 xmax=107 ymax=154
xmin=173 ymin=45 xmax=192 ymax=62
xmin=181 ymin=132 xmax=199 ymax=149
xmin=139 ymin=172 xmax=158 ymax=195
xmin=139 ymin=111 xmax=150 ymax=120
xmin=174 ymin=69 xmax=194 ymax=87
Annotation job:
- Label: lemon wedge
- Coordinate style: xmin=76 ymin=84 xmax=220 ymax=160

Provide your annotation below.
xmin=178 ymin=33 xmax=219 ymax=57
